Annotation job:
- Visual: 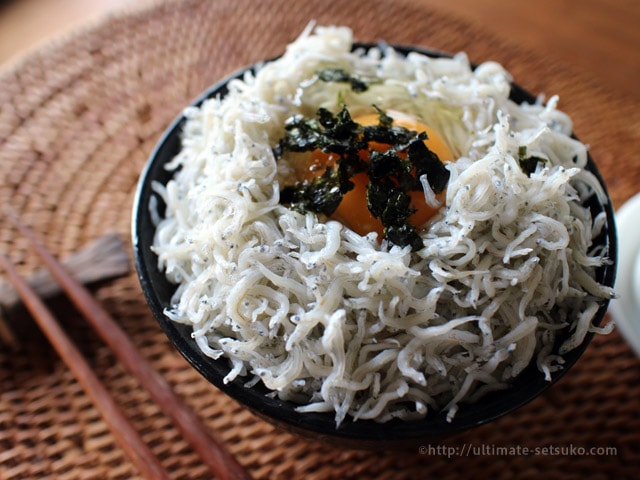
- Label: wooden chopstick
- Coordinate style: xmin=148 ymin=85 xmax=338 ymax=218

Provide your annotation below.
xmin=4 ymin=210 xmax=253 ymax=480
xmin=0 ymin=254 xmax=170 ymax=480
xmin=0 ymin=232 xmax=130 ymax=350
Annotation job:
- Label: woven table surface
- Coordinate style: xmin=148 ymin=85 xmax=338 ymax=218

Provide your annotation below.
xmin=1 ymin=0 xmax=639 ymax=478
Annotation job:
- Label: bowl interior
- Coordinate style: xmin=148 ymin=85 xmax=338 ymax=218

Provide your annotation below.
xmin=132 ymin=44 xmax=617 ymax=447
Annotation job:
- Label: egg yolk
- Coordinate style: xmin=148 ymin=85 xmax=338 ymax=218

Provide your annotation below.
xmin=304 ymin=111 xmax=453 ymax=239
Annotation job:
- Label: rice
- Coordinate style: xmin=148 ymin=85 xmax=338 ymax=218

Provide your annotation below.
xmin=151 ymin=25 xmax=614 ymax=425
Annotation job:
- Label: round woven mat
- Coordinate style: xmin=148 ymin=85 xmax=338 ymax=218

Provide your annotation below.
xmin=1 ymin=0 xmax=639 ymax=478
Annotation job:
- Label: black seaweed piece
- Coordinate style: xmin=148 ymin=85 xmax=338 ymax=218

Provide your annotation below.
xmin=373 ymin=104 xmax=394 ymax=128
xmin=384 ymin=223 xmax=424 ymax=251
xmin=279 ymin=115 xmax=322 ymax=152
xmin=281 ymin=107 xmax=367 ymax=156
xmin=336 ymin=152 xmax=362 ymax=193
xmin=517 ymin=145 xmax=547 ymax=176
xmin=362 ymin=125 xmax=423 ymax=148
xmin=407 ymin=139 xmax=450 ymax=193
xmin=317 ymin=67 xmax=369 ymax=92
xmin=366 ymin=181 xmax=416 ymax=226
xmin=317 ymin=107 xmax=364 ymax=154
xmin=282 ymin=167 xmax=344 ymax=216
xmin=368 ymin=149 xmax=406 ymax=180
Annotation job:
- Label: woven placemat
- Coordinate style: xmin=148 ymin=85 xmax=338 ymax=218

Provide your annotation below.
xmin=1 ymin=0 xmax=639 ymax=478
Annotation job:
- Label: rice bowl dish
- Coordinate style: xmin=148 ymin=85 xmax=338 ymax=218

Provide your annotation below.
xmin=147 ymin=25 xmax=616 ymax=426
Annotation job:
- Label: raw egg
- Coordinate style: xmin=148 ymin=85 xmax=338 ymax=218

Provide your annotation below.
xmin=304 ymin=110 xmax=453 ymax=238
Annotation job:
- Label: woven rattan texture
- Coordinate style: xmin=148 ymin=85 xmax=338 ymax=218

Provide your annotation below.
xmin=1 ymin=0 xmax=639 ymax=478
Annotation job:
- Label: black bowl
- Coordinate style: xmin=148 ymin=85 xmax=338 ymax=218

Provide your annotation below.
xmin=132 ymin=44 xmax=617 ymax=449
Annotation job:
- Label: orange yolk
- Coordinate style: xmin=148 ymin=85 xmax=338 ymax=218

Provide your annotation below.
xmin=304 ymin=111 xmax=453 ymax=239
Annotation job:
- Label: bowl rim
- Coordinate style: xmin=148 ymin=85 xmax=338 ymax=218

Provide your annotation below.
xmin=131 ymin=42 xmax=617 ymax=445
